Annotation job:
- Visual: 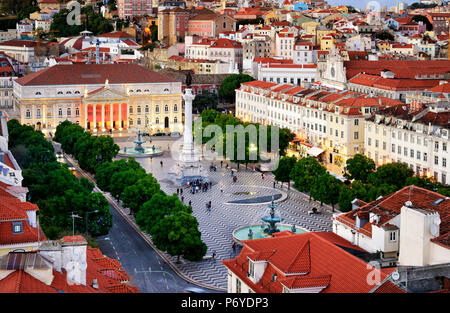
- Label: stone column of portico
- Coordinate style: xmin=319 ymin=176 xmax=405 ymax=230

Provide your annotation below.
xmin=93 ymin=103 xmax=97 ymax=132
xmin=101 ymin=103 xmax=105 ymax=131
xmin=110 ymin=103 xmax=113 ymax=130
xmin=126 ymin=102 xmax=130 ymax=130
xmin=118 ymin=103 xmax=122 ymax=131
xmin=84 ymin=104 xmax=88 ymax=130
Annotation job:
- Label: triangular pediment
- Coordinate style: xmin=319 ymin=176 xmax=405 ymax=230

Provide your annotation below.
xmin=83 ymin=87 xmax=128 ymax=101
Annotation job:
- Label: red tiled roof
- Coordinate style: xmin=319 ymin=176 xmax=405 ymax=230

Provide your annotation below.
xmin=0 ymin=40 xmax=38 ymax=48
xmin=98 ymin=31 xmax=134 ymax=39
xmin=15 ymin=64 xmax=178 ymax=86
xmin=223 ymin=232 xmax=405 ymax=293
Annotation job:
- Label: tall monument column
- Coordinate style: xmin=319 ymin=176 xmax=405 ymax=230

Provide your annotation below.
xmin=167 ymin=72 xmax=208 ymax=186
xmin=182 ymin=88 xmax=195 ymax=154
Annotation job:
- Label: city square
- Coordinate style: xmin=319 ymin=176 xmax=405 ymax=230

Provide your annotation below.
xmin=111 ymin=133 xmax=334 ymax=290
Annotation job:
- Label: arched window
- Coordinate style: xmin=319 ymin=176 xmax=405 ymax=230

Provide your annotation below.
xmin=136 ymin=89 xmax=141 ymax=92
xmin=26 ymin=109 xmax=31 ymax=118
xmin=156 ymin=117 xmax=159 ymax=124
xmin=164 ymin=88 xmax=169 ymax=93
xmin=129 ymin=118 xmax=133 ymax=126
xmin=75 ymin=91 xmax=80 ymax=94
xmin=67 ymin=108 xmax=71 ymax=116
xmin=145 ymin=105 xmax=149 ymax=113
xmin=58 ymin=108 xmax=63 ymax=117
xmin=174 ymin=116 xmax=178 ymax=123
xmin=66 ymin=91 xmax=72 ymax=94
xmin=137 ymin=118 xmax=141 ymax=125
xmin=129 ymin=106 xmax=133 ymax=113
xmin=164 ymin=105 xmax=169 ymax=112
xmin=137 ymin=106 xmax=141 ymax=114
xmin=57 ymin=91 xmax=63 ymax=95
xmin=155 ymin=105 xmax=160 ymax=113
xmin=144 ymin=89 xmax=149 ymax=92
xmin=76 ymin=108 xmax=80 ymax=116
xmin=174 ymin=104 xmax=178 ymax=112
xmin=36 ymin=108 xmax=41 ymax=118
xmin=35 ymin=92 xmax=41 ymax=96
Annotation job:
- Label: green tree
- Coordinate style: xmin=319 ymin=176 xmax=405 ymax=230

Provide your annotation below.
xmin=278 ymin=128 xmax=296 ymax=156
xmin=412 ymin=14 xmax=433 ymax=31
xmin=344 ymin=154 xmax=376 ymax=183
xmin=310 ymin=173 xmax=342 ymax=211
xmin=272 ymin=156 xmax=296 ymax=188
xmin=122 ymin=174 xmax=161 ymax=216
xmin=135 ymin=193 xmax=191 ymax=235
xmin=151 ymin=210 xmax=207 ymax=262
xmin=338 ymin=185 xmax=355 ymax=212
xmin=375 ymin=30 xmax=394 ymax=41
xmin=109 ymin=168 xmax=147 ymax=201
xmin=290 ymin=157 xmax=326 ymax=198
xmin=193 ymin=90 xmax=218 ymax=113
xmin=368 ymin=162 xmax=414 ymax=190
xmin=218 ymin=74 xmax=254 ymax=102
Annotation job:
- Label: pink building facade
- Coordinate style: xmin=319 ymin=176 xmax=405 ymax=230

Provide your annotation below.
xmin=118 ymin=0 xmax=153 ymax=19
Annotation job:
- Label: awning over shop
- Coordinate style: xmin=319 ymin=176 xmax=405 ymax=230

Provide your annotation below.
xmin=307 ymin=147 xmax=325 ymax=157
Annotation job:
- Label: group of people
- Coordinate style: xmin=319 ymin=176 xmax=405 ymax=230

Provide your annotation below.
xmin=185 ymin=179 xmax=212 ymax=194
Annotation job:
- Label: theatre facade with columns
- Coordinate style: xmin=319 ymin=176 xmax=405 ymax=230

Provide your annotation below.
xmin=13 ymin=63 xmax=183 ymax=134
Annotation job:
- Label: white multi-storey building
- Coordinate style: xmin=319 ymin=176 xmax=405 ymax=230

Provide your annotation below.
xmin=364 ymin=101 xmax=450 ymax=184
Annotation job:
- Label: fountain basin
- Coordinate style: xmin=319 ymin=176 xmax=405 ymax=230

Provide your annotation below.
xmin=232 ymin=224 xmax=307 ymax=245
xmin=118 ymin=147 xmax=163 ymax=158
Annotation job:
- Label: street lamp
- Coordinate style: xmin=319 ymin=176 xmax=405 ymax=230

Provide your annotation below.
xmin=85 ymin=210 xmax=99 ymax=234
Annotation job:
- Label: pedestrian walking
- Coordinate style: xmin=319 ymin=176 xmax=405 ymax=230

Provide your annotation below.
xmin=261 ymin=173 xmax=264 ymax=179
xmin=273 ymin=181 xmax=276 ymax=188
xmin=220 ymin=160 xmax=223 ymax=168
xmin=180 ymin=188 xmax=183 ymax=195
xmin=176 ymin=188 xmax=179 ymax=194
xmin=233 ymin=176 xmax=237 ymax=183
xmin=188 ymin=200 xmax=192 ymax=207
xmin=209 ymin=181 xmax=212 ymax=188
xmin=220 ymin=187 xmax=223 ymax=193
xmin=181 ymin=196 xmax=184 ymax=203
xmin=212 ymin=251 xmax=216 ymax=261
xmin=160 ymin=160 xmax=163 ymax=167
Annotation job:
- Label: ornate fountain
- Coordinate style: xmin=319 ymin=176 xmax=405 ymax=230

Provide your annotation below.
xmin=261 ymin=197 xmax=283 ymax=235
xmin=232 ymin=196 xmax=306 ymax=244
xmin=118 ymin=131 xmax=164 ymax=158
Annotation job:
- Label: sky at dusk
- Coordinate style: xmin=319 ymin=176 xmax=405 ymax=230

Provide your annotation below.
xmin=326 ymin=0 xmax=418 ymax=10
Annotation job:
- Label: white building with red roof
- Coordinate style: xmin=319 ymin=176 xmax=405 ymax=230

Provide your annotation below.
xmin=13 ymin=63 xmax=183 ymax=134
xmin=0 ymin=235 xmax=139 ymax=293
xmin=222 ymin=231 xmax=406 ymax=293
xmin=333 ymin=185 xmax=450 ymax=269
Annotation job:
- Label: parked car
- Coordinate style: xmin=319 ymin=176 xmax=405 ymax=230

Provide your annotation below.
xmin=170 ymin=131 xmax=181 ymax=137
xmin=142 ymin=132 xmax=150 ymax=137
xmin=153 ymin=132 xmax=166 ymax=136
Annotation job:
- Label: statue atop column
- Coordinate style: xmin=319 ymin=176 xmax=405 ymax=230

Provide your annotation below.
xmin=185 ymin=71 xmax=192 ymax=88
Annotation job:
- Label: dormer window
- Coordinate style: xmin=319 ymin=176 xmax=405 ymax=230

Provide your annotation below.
xmin=12 ymin=222 xmax=23 ymax=234
xmin=248 ymin=261 xmax=255 ymax=277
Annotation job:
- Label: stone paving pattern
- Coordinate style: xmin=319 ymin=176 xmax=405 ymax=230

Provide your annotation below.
xmin=114 ymin=141 xmax=334 ymax=290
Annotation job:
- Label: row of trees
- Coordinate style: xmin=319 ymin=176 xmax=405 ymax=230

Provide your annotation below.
xmin=94 ymin=159 xmax=207 ymax=262
xmin=54 ymin=121 xmax=207 ymax=262
xmin=197 ymin=109 xmax=295 ymax=169
xmin=273 ymin=153 xmax=450 ymax=212
xmin=54 ymin=120 xmax=119 ymax=173
xmin=7 ymin=119 xmax=112 ymax=239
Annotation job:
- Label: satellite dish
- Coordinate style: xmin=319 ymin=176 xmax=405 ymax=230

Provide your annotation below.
xmin=430 ymin=223 xmax=439 ymax=237
xmin=391 ymin=270 xmax=400 ymax=281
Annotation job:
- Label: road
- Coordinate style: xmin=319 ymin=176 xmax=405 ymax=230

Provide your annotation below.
xmin=51 ymin=140 xmax=221 ymax=293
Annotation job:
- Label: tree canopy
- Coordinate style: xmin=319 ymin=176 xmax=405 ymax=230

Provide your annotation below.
xmin=344 ymin=153 xmax=376 ymax=183
xmin=193 ymin=90 xmax=218 ymax=113
xmin=218 ymin=74 xmax=255 ymax=102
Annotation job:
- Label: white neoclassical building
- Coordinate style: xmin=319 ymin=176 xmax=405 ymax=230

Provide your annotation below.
xmin=13 ymin=63 xmax=183 ymax=134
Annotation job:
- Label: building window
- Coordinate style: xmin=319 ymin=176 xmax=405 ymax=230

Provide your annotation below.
xmin=26 ymin=109 xmax=31 ymax=119
xmin=36 ymin=108 xmax=41 ymax=118
xmin=354 ymin=132 xmax=359 ymax=140
xmin=156 ymin=105 xmax=160 ymax=114
xmin=236 ymin=278 xmax=241 ymax=293
xmin=435 ymin=156 xmax=439 ymax=165
xmin=145 ymin=105 xmax=149 ymax=113
xmin=58 ymin=108 xmax=63 ymax=117
xmin=76 ymin=108 xmax=80 ymax=116
xmin=67 ymin=108 xmax=71 ymax=116
xmin=443 ymin=158 xmax=447 ymax=168
xmin=174 ymin=117 xmax=178 ymax=123
xmin=249 ymin=261 xmax=254 ymax=277
xmin=389 ymin=231 xmax=396 ymax=242
xmin=165 ymin=105 xmax=169 ymax=112
xmin=12 ymin=222 xmax=23 ymax=234
xmin=354 ymin=119 xmax=359 ymax=126
xmin=174 ymin=104 xmax=178 ymax=112
xmin=424 ymin=153 xmax=427 ymax=161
